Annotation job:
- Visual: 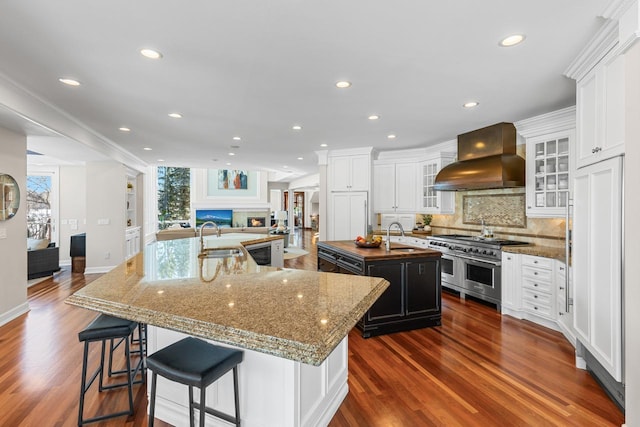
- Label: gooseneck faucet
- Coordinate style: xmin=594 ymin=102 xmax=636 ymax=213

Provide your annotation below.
xmin=386 ymin=221 xmax=405 ymax=252
xmin=199 ymin=221 xmax=220 ymax=251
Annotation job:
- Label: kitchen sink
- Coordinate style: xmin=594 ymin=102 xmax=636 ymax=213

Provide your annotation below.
xmin=390 ymin=247 xmax=417 ymax=252
xmin=198 ymin=248 xmax=243 ymax=258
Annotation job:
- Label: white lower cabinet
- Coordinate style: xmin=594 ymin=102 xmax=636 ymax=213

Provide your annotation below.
xmin=125 ymin=226 xmax=141 ymax=260
xmin=555 ymin=261 xmax=575 ymax=345
xmin=501 ymin=253 xmax=559 ymax=332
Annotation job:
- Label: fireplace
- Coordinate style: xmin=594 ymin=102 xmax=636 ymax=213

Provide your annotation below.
xmin=247 ymin=217 xmax=266 ymax=227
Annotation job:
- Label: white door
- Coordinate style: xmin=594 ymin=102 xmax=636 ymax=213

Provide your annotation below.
xmin=331 ymin=192 xmax=367 ymax=240
xmin=573 ymin=156 xmax=623 ymax=381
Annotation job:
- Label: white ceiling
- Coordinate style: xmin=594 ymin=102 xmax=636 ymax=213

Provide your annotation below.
xmin=0 ymin=0 xmax=608 ymax=179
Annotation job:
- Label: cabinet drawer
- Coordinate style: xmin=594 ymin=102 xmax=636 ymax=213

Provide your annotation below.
xmin=522 ymin=288 xmax=553 ymax=306
xmin=522 ymin=266 xmax=553 ymax=283
xmin=522 ymin=277 xmax=553 ymax=294
xmin=522 ymin=299 xmax=554 ymax=318
xmin=521 ymin=255 xmax=553 ymax=270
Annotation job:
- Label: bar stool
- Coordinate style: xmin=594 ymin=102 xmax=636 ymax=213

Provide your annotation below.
xmin=77 ymin=314 xmax=145 ymax=425
xmin=147 ymin=337 xmax=243 ymax=427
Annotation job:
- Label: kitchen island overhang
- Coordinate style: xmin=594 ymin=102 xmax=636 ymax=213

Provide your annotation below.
xmin=65 ymin=236 xmax=389 ymax=426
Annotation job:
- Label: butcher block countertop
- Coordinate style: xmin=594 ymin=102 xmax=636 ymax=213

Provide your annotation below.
xmin=318 ymin=240 xmax=441 ymax=261
xmin=66 ymin=236 xmax=390 ymax=366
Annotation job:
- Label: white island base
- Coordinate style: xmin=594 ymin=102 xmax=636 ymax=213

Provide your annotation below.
xmin=147 ymin=326 xmax=348 ymax=427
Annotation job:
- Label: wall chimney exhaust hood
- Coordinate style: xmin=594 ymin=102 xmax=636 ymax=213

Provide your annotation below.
xmin=433 ymin=122 xmax=525 ymax=191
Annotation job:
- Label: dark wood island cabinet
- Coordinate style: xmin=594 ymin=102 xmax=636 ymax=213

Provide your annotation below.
xmin=318 ymin=241 xmax=442 ymax=337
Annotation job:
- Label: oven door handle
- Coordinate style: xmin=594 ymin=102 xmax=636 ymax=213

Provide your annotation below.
xmin=456 ymin=253 xmax=501 ymax=267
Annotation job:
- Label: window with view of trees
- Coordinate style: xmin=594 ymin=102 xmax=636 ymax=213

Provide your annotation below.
xmin=27 ymin=175 xmax=52 ymax=239
xmin=157 ymin=166 xmax=191 ymax=230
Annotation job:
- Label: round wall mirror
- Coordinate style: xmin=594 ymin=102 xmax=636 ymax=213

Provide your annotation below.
xmin=0 ymin=174 xmax=20 ymax=220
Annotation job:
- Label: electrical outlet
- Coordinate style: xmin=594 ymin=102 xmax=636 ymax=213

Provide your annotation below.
xmin=0 ymin=228 xmax=6 ymax=239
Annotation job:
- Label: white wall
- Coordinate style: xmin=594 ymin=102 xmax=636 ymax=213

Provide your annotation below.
xmin=85 ymin=161 xmax=126 ymax=272
xmin=624 ymin=40 xmax=639 ymax=427
xmin=0 ymin=126 xmax=29 ymax=326
xmin=58 ymin=166 xmax=87 ymax=265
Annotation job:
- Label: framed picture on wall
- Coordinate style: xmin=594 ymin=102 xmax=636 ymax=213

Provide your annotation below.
xmin=218 ymin=170 xmax=248 ymax=190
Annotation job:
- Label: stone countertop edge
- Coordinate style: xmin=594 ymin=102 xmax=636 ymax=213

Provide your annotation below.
xmin=502 ymin=245 xmax=565 ymax=262
xmin=66 ymin=277 xmax=390 ymax=367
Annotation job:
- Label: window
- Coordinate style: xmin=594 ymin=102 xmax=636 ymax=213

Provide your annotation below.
xmin=157 ymin=167 xmax=191 ymax=230
xmin=27 ymin=175 xmax=52 ymax=239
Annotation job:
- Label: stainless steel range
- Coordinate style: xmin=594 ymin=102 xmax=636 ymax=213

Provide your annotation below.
xmin=427 ymin=234 xmax=529 ymax=309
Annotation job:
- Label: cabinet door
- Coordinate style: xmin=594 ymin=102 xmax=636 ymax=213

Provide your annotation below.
xmin=418 ymin=159 xmax=454 ymax=214
xmin=373 ymin=163 xmax=396 ymax=211
xmin=501 ymin=252 xmax=521 ymax=311
xmin=350 ymin=155 xmax=371 ymax=191
xmin=394 ymin=162 xmax=416 ymax=211
xmin=526 ymin=131 xmax=573 ymax=218
xmin=330 ymin=157 xmax=352 ymax=191
xmin=573 ymin=156 xmax=623 ymax=381
xmin=330 ymin=192 xmax=368 ymax=240
xmin=405 ymin=260 xmax=440 ymax=316
xmin=576 ymin=53 xmax=625 ymax=169
xmin=366 ymin=262 xmax=404 ymax=321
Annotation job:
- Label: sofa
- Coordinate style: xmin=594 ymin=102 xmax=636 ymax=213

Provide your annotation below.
xmin=156 ymin=226 xmax=271 ymax=241
xmin=27 ymin=239 xmax=61 ymax=279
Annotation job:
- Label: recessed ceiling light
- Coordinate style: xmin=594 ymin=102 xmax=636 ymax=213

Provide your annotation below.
xmin=283 ymin=165 xmax=288 ymax=168
xmin=140 ymin=48 xmax=163 ymax=59
xmin=336 ymin=81 xmax=351 ymax=88
xmin=499 ymin=34 xmax=526 ymax=47
xmin=143 ymin=147 xmax=152 ymax=151
xmin=297 ymin=157 xmax=304 ymax=160
xmin=463 ymin=101 xmax=479 ymax=108
xmin=59 ymin=78 xmax=80 ymax=86
xmin=320 ymin=143 xmax=328 ymax=147
xmin=232 ymin=136 xmax=241 ymax=141
xmin=168 ymin=112 xmax=182 ymax=118
xmin=119 ymin=127 xmax=131 ymax=132
xmin=368 ymin=115 xmax=379 ymax=120
xmin=228 ymin=152 xmax=235 ymax=156
xmin=226 ymin=162 xmax=231 ymax=166
xmin=387 ymin=134 xmax=396 ymax=139
xmin=158 ymin=159 xmax=165 ymax=162
xmin=292 ymin=125 xmax=302 ymax=131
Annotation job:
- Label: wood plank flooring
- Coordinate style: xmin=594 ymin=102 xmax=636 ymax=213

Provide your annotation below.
xmin=0 ymin=229 xmax=624 ymax=426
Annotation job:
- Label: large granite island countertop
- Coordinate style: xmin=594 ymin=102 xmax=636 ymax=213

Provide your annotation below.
xmin=65 ymin=236 xmax=390 ymax=366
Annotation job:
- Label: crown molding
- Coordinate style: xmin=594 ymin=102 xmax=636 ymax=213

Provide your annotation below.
xmin=515 ymin=106 xmax=576 ymax=138
xmin=564 ymin=19 xmax=619 ymax=81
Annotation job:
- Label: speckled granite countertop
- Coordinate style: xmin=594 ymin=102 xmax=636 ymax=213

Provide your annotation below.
xmin=65 ymin=236 xmax=389 ymax=366
xmin=502 ymin=245 xmax=566 ymax=262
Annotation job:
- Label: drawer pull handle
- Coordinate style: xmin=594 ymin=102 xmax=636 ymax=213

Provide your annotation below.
xmin=534 ymin=307 xmax=538 ymax=310
xmin=534 ymin=283 xmax=538 ymax=287
xmin=559 ymin=267 xmax=565 ymax=271
xmin=534 ymin=260 xmax=538 ymax=264
xmin=534 ymin=272 xmax=538 ymax=275
xmin=534 ymin=295 xmax=538 ymax=299
xmin=559 ymin=286 xmax=565 ymax=290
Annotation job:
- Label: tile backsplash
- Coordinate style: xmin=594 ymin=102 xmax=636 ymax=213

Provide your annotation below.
xmin=429 ymin=187 xmax=566 ymax=248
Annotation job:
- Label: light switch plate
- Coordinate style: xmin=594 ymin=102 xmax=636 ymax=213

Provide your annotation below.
xmin=0 ymin=228 xmax=6 ymax=239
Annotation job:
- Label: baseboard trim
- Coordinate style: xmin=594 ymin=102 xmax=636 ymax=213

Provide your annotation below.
xmin=0 ymin=302 xmax=30 ymax=327
xmin=84 ymin=266 xmax=114 ymax=274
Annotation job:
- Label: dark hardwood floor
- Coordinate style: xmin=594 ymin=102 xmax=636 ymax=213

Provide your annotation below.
xmin=0 ymin=229 xmax=624 ymax=426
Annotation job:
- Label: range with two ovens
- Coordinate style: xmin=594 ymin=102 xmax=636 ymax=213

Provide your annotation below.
xmin=427 ymin=234 xmax=528 ymax=310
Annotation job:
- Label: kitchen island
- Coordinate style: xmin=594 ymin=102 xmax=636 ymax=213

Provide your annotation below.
xmin=317 ymin=241 xmax=442 ymax=337
xmin=66 ymin=236 xmax=389 ymax=427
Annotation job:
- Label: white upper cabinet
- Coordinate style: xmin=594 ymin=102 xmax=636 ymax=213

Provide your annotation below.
xmin=417 ymin=154 xmax=455 ymax=214
xmin=329 ymin=153 xmax=371 ymax=192
xmin=576 ymin=51 xmax=625 ymax=168
xmin=525 ymin=130 xmax=574 ymax=217
xmin=373 ymin=161 xmax=416 ymax=213
xmin=516 ymin=106 xmax=575 ymax=218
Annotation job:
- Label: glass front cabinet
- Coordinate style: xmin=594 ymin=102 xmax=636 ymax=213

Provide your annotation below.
xmin=525 ymin=130 xmax=574 ymax=217
xmin=418 ymin=154 xmax=455 ymax=214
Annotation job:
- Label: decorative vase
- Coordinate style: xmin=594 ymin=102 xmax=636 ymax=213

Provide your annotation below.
xmin=423 ymin=225 xmax=431 ymax=232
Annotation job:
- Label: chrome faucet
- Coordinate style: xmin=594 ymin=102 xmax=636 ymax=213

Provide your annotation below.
xmin=386 ymin=221 xmax=405 ymax=251
xmin=199 ymin=221 xmax=220 ymax=251
xmin=480 ymin=218 xmax=486 ymax=237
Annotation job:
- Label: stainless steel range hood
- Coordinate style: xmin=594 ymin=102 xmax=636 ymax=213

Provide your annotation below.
xmin=433 ymin=122 xmax=525 ymax=191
